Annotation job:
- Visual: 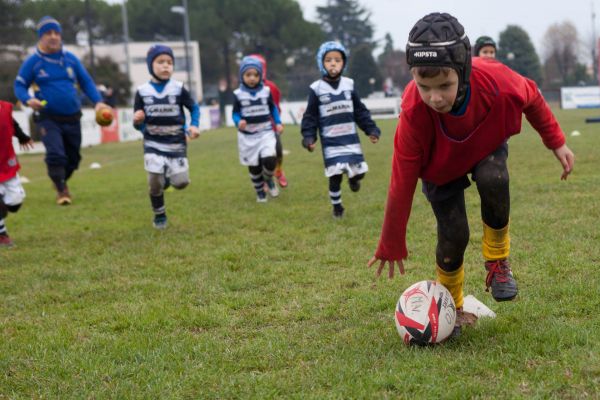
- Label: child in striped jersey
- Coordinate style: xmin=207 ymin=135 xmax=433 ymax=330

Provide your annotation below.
xmin=232 ymin=56 xmax=283 ymax=203
xmin=133 ymin=44 xmax=200 ymax=229
xmin=301 ymin=41 xmax=381 ymax=218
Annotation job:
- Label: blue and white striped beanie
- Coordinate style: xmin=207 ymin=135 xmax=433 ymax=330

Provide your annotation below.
xmin=239 ymin=56 xmax=263 ymax=89
xmin=316 ymin=41 xmax=347 ymax=76
xmin=37 ymin=16 xmax=61 ymax=37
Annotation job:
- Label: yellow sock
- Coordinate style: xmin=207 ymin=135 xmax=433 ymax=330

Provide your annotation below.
xmin=482 ymin=222 xmax=510 ymax=260
xmin=436 ymin=265 xmax=464 ymax=309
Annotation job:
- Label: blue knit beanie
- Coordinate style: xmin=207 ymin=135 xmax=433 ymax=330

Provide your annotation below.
xmin=37 ymin=16 xmax=62 ymax=37
xmin=239 ymin=56 xmax=263 ymax=89
xmin=146 ymin=44 xmax=175 ymax=81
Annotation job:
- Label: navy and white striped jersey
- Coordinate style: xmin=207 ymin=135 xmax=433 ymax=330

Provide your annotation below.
xmin=134 ymin=79 xmax=197 ymax=158
xmin=232 ymin=86 xmax=281 ymax=135
xmin=301 ymin=77 xmax=380 ymax=167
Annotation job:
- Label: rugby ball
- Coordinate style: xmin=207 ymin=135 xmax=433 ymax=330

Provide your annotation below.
xmin=96 ymin=107 xmax=114 ymax=127
xmin=395 ymin=280 xmax=456 ymax=345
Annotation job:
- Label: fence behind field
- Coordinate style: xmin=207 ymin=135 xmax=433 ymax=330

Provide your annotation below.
xmin=13 ymin=97 xmax=401 ymax=155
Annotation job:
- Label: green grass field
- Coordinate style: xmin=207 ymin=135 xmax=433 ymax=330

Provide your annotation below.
xmin=1 ymin=108 xmax=599 ymax=399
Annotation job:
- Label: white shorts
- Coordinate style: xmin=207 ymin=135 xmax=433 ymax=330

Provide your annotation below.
xmin=0 ymin=175 xmax=26 ymax=206
xmin=144 ymin=153 xmax=189 ymax=177
xmin=237 ymin=130 xmax=277 ymax=166
xmin=324 ymin=161 xmax=369 ymax=178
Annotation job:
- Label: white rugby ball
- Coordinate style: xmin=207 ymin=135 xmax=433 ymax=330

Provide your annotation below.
xmin=395 ymin=280 xmax=456 ymax=345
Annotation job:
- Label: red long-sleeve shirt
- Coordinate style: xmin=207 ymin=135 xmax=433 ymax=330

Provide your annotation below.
xmin=0 ymin=101 xmax=25 ymax=183
xmin=264 ymin=79 xmax=281 ymax=112
xmin=375 ymin=58 xmax=565 ymax=261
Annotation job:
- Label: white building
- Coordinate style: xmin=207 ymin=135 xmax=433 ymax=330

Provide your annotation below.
xmin=63 ymin=41 xmax=203 ymax=103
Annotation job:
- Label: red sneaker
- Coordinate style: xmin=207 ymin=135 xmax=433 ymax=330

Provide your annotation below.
xmin=276 ymin=169 xmax=288 ymax=188
xmin=0 ymin=233 xmax=14 ymax=248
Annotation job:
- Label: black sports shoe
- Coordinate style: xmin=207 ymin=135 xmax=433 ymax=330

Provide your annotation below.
xmin=349 ymin=179 xmax=361 ymax=192
xmin=153 ymin=213 xmax=168 ymax=230
xmin=333 ymin=204 xmax=345 ymax=218
xmin=485 ymin=259 xmax=518 ymax=301
xmin=256 ymin=190 xmax=268 ymax=203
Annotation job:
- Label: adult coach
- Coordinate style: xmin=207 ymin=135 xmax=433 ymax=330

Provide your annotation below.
xmin=14 ymin=16 xmax=108 ymax=205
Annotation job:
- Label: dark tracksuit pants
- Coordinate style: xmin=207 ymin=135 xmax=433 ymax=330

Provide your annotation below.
xmin=38 ymin=116 xmax=82 ymax=191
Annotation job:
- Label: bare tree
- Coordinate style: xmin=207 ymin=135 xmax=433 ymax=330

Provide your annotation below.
xmin=542 ymin=21 xmax=585 ymax=86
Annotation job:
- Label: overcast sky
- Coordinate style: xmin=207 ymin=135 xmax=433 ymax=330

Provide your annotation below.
xmin=296 ymin=0 xmax=600 ymax=60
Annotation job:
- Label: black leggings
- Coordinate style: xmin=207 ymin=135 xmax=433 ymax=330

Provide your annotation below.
xmin=432 ymin=150 xmax=510 ymax=272
xmin=0 ymin=200 xmax=21 ymax=218
xmin=328 ymin=173 xmax=365 ymax=205
xmin=248 ymin=156 xmax=277 ymax=176
xmin=275 ymin=134 xmax=283 ymax=163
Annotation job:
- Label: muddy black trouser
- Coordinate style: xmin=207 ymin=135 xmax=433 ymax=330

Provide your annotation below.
xmin=422 ymin=143 xmax=510 ymax=272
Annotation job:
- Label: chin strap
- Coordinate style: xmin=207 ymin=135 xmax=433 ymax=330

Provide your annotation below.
xmin=451 ymin=83 xmax=470 ymax=113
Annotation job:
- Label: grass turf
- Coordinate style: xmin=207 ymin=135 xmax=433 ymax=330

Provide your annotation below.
xmin=1 ymin=108 xmax=599 ymax=398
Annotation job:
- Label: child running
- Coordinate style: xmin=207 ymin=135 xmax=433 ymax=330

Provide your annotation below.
xmin=232 ymin=56 xmax=283 ymax=203
xmin=368 ymin=13 xmax=574 ymax=337
xmin=1 ymin=100 xmax=34 ymax=247
xmin=133 ymin=44 xmax=200 ymax=229
xmin=248 ymin=54 xmax=288 ymax=188
xmin=301 ymin=41 xmax=381 ymax=218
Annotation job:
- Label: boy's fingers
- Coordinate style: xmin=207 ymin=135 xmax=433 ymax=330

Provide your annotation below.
xmin=560 ymin=155 xmax=574 ymax=180
xmin=398 ymin=261 xmax=405 ymax=275
xmin=376 ymin=260 xmax=385 ymax=277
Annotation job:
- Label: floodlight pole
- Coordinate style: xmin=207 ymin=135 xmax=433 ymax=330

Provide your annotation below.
xmin=84 ymin=0 xmax=96 ymax=78
xmin=171 ymin=1 xmax=193 ymax=98
xmin=121 ymin=0 xmax=131 ymax=78
xmin=592 ymin=2 xmax=598 ymax=84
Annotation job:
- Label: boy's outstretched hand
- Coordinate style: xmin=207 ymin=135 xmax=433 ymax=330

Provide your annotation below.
xmin=302 ymin=137 xmax=316 ymax=152
xmin=133 ymin=110 xmax=145 ymax=125
xmin=369 ymin=134 xmax=379 ymax=144
xmin=20 ymin=139 xmax=34 ymax=151
xmin=275 ymin=124 xmax=284 ymax=134
xmin=367 ymin=256 xmax=405 ymax=279
xmin=188 ymin=126 xmax=200 ymax=139
xmin=553 ymin=144 xmax=575 ymax=180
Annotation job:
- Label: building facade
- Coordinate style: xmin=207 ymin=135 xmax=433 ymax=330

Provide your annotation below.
xmin=63 ymin=41 xmax=203 ymax=103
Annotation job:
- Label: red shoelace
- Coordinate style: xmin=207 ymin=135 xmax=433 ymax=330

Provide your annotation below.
xmin=485 ymin=260 xmax=511 ymax=291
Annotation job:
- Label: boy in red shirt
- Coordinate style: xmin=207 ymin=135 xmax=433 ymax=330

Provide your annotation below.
xmin=368 ymin=13 xmax=574 ymax=336
xmin=1 ymin=101 xmax=34 ymax=247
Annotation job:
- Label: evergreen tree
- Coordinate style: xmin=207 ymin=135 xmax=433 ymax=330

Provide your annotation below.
xmin=125 ymin=0 xmax=323 ymax=98
xmin=316 ymin=0 xmax=374 ymax=48
xmin=348 ymin=43 xmax=381 ymax=96
xmin=497 ymin=25 xmax=543 ymax=84
xmin=316 ymin=0 xmax=380 ymax=95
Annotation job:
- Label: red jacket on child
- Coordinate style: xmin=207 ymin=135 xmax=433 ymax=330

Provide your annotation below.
xmin=0 ymin=101 xmax=20 ymax=183
xmin=375 ymin=58 xmax=565 ymax=261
